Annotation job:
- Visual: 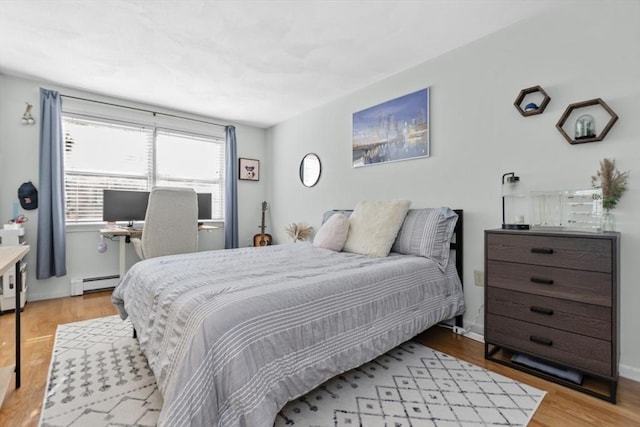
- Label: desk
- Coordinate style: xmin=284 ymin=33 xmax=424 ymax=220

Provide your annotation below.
xmin=0 ymin=245 xmax=30 ymax=406
xmin=100 ymin=225 xmax=219 ymax=278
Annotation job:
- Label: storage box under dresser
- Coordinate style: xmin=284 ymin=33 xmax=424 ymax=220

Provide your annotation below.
xmin=484 ymin=229 xmax=620 ymax=402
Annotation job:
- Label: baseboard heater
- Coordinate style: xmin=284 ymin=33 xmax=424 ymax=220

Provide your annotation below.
xmin=70 ymin=275 xmax=120 ymax=296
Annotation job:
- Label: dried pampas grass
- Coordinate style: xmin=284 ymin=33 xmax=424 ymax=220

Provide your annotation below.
xmin=285 ymin=222 xmax=313 ymax=242
xmin=591 ymin=158 xmax=629 ymax=210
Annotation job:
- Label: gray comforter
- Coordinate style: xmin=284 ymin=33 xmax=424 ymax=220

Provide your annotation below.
xmin=112 ymin=243 xmax=464 ymax=427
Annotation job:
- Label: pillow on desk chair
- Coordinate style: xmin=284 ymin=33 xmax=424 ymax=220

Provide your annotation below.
xmin=131 ymin=187 xmax=198 ymax=260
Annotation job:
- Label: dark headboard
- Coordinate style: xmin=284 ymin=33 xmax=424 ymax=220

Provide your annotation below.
xmin=451 ymin=209 xmax=463 ymax=286
xmin=452 ymin=209 xmax=464 ymax=328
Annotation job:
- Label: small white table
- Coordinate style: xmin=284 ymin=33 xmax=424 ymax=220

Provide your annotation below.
xmin=0 ymin=245 xmax=30 ymax=406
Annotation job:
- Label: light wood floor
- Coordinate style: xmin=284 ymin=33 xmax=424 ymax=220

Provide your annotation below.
xmin=0 ymin=291 xmax=638 ymax=427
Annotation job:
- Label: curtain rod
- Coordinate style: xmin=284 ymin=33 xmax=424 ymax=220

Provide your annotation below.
xmin=60 ymin=94 xmax=228 ymax=129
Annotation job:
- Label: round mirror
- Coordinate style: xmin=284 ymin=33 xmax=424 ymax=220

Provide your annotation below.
xmin=299 ymin=153 xmax=321 ymax=187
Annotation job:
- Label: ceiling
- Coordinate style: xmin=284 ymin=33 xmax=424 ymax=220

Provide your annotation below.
xmin=0 ymin=0 xmax=563 ymax=128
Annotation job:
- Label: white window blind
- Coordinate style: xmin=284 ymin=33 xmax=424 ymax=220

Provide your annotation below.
xmin=155 ymin=129 xmax=224 ymax=219
xmin=63 ymin=115 xmax=224 ymax=224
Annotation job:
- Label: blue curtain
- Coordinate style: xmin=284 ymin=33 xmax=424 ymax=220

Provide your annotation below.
xmin=224 ymin=125 xmax=239 ymax=249
xmin=37 ymin=89 xmax=67 ymax=279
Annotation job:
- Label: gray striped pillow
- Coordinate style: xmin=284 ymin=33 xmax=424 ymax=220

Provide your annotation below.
xmin=391 ymin=207 xmax=458 ymax=271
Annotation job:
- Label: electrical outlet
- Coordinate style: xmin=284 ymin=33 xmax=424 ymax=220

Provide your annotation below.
xmin=474 ymin=270 xmax=485 ymax=287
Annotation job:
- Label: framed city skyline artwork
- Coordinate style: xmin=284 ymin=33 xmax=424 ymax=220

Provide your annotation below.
xmin=352 ymin=88 xmax=429 ymax=167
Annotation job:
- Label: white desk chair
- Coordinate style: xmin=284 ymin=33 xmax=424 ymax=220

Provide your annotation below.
xmin=131 ymin=187 xmax=198 ymax=260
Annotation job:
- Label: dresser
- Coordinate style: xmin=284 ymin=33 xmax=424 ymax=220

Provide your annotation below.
xmin=484 ymin=229 xmax=619 ymax=402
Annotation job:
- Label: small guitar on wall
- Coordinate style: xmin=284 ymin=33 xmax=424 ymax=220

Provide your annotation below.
xmin=253 ymin=201 xmax=272 ymax=247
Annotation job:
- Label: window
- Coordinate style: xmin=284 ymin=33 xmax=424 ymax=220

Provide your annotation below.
xmin=63 ymin=115 xmax=224 ymax=224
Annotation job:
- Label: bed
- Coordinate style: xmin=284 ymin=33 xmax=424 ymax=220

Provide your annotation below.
xmin=112 ymin=205 xmax=465 ymax=427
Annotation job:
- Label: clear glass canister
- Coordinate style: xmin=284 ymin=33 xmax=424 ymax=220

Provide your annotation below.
xmin=575 ymin=114 xmax=596 ymax=139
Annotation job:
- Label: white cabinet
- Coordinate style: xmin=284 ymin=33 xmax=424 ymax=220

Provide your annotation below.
xmin=0 ymin=226 xmax=27 ymax=312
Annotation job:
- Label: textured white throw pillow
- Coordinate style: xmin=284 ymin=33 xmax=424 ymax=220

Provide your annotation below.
xmin=313 ymin=213 xmax=350 ymax=251
xmin=343 ymin=200 xmax=411 ymax=257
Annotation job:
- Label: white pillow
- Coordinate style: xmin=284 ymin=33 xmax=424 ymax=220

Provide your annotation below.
xmin=313 ymin=213 xmax=350 ymax=251
xmin=343 ymin=200 xmax=411 ymax=257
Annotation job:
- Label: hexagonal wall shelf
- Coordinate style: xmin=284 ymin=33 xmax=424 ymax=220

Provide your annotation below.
xmin=556 ymin=98 xmax=618 ymax=145
xmin=514 ymin=85 xmax=551 ymax=116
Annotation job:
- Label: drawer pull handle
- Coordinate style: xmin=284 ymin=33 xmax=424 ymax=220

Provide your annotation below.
xmin=530 ymin=277 xmax=554 ymax=285
xmin=530 ymin=306 xmax=554 ymax=315
xmin=530 ymin=335 xmax=553 ymax=346
xmin=531 ymin=247 xmax=554 ymax=254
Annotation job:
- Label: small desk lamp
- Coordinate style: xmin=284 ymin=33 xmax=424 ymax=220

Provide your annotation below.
xmin=502 ymin=172 xmax=530 ymax=230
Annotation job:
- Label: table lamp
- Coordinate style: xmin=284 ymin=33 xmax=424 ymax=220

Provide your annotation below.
xmin=502 ymin=172 xmax=530 ymax=230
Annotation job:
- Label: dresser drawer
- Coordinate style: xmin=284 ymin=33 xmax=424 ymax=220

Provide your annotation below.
xmin=486 ymin=233 xmax=612 ymax=273
xmin=486 ymin=314 xmax=612 ymax=376
xmin=487 ymin=287 xmax=611 ymax=340
xmin=487 ymin=260 xmax=612 ymax=306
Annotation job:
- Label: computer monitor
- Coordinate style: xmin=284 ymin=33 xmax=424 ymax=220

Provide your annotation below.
xmin=102 ymin=190 xmax=149 ymax=225
xmin=197 ymin=193 xmax=212 ymax=220
xmin=103 ymin=189 xmax=212 ymax=224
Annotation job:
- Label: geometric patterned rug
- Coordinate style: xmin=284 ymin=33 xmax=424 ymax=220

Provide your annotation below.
xmin=276 ymin=344 xmax=546 ymax=427
xmin=39 ymin=316 xmax=161 ymax=427
xmin=39 ymin=316 xmax=545 ymax=427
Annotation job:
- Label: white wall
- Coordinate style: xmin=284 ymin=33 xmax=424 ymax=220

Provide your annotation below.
xmin=0 ymin=74 xmax=267 ymax=301
xmin=266 ymin=2 xmax=640 ymax=378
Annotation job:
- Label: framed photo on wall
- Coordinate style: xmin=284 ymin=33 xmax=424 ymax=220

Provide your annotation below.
xmin=239 ymin=158 xmax=260 ymax=181
xmin=352 ymin=88 xmax=430 ymax=167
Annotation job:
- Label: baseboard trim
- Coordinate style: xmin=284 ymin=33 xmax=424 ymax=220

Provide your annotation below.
xmin=462 ymin=331 xmax=484 ymax=343
xmin=620 ymin=364 xmax=640 ymax=382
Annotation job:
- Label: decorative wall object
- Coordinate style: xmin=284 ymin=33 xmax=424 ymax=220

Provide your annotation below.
xmin=556 ymin=98 xmax=618 ymax=144
xmin=239 ymin=158 xmax=260 ymax=181
xmin=352 ymin=88 xmax=429 ymax=167
xmin=513 ymin=85 xmax=551 ymax=116
xmin=575 ymin=114 xmax=596 ymax=139
xmin=299 ymin=153 xmax=321 ymax=187
xmin=21 ymin=102 xmax=35 ymax=124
